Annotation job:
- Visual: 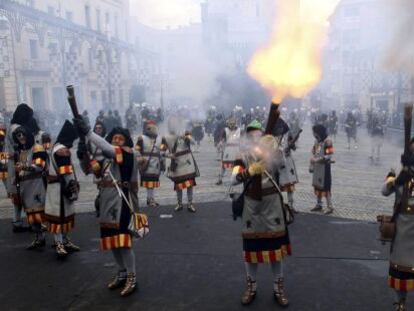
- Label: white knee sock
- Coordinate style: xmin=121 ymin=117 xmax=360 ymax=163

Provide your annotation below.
xmin=244 ymin=262 xmax=258 ymax=290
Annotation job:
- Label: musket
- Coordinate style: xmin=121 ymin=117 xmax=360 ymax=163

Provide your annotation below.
xmin=66 ymin=85 xmax=90 ymax=167
xmin=399 ymin=103 xmax=413 ymax=213
xmin=265 ymin=102 xmax=281 ymax=135
xmin=287 ymin=129 xmax=303 ymax=150
xmin=66 ymin=85 xmax=80 ymax=119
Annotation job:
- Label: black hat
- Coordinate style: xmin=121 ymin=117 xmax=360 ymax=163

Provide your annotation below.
xmin=25 ymin=117 xmax=40 ymax=135
xmin=56 ymin=120 xmax=79 ymax=148
xmin=12 ymin=125 xmax=34 ymax=150
xmin=11 ymin=104 xmax=33 ymax=125
xmin=312 ymin=124 xmax=328 ymax=142
xmin=106 ymin=127 xmax=133 ymax=148
xmin=272 ymin=118 xmax=290 ymax=137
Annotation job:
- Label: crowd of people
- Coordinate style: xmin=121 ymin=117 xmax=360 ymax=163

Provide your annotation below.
xmin=0 ymin=100 xmax=411 ymax=310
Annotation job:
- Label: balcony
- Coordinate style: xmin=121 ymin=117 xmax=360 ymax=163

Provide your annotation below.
xmin=21 ymin=59 xmax=51 ymax=76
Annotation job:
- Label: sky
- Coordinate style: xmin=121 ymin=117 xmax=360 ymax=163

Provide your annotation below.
xmin=129 ymin=0 xmax=202 ymax=29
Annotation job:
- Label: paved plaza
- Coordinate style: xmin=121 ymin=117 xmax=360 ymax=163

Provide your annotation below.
xmin=0 ymin=123 xmax=401 ymax=221
xmin=0 ymin=204 xmax=395 ymax=311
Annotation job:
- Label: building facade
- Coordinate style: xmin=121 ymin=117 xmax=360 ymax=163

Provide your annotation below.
xmin=0 ymin=0 xmax=159 ymax=114
xmin=201 ymin=0 xmax=275 ymax=68
xmin=320 ymin=0 xmax=412 ymax=112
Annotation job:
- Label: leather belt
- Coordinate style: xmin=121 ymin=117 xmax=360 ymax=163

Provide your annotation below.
xmin=98 ymin=180 xmax=138 ymax=189
xmin=141 ymin=152 xmax=159 ymax=157
xmin=242 ymin=230 xmax=287 ymax=239
xmin=175 ymin=150 xmax=191 ymax=157
xmin=390 ymin=262 xmax=414 ymax=273
xmin=246 ymin=187 xmax=279 ymax=198
xmin=47 ymin=175 xmax=60 ymax=184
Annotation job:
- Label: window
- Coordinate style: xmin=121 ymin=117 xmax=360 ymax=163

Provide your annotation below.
xmin=114 ymin=14 xmax=118 ymax=37
xmin=29 ymin=40 xmax=38 ymax=59
xmin=96 ymin=9 xmax=101 ymax=32
xmin=49 ymin=42 xmax=58 ymax=55
xmin=66 ymin=11 xmax=73 ymax=22
xmin=105 ymin=12 xmax=110 ymax=33
xmin=88 ymin=48 xmax=94 ymax=70
xmin=85 ymin=5 xmax=91 ymax=28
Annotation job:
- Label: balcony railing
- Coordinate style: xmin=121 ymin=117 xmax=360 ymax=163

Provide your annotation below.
xmin=22 ymin=59 xmax=51 ymax=72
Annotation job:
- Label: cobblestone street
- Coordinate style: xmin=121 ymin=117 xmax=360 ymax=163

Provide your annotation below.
xmin=0 ymin=122 xmax=402 ymax=221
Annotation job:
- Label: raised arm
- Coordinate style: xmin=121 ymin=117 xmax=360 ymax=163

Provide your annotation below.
xmin=86 ymin=132 xmax=116 ymax=158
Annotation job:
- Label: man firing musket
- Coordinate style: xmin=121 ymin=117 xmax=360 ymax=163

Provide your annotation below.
xmin=230 ymin=102 xmax=293 ymax=308
xmin=380 ymin=103 xmax=414 ymax=311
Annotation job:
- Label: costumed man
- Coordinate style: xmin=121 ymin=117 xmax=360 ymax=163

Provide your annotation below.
xmin=382 ymin=141 xmax=414 ymax=311
xmin=216 ymin=118 xmax=241 ymax=185
xmin=309 ymin=124 xmax=334 ymax=215
xmin=369 ymin=113 xmax=385 ymax=163
xmin=125 ymin=104 xmax=137 ymax=134
xmin=9 ymin=125 xmax=48 ymax=249
xmin=0 ymin=125 xmax=9 ymax=192
xmin=344 ymin=112 xmax=358 ymax=149
xmin=328 ymin=111 xmax=338 ymax=141
xmin=44 ymin=121 xmax=80 ymax=258
xmin=136 ymin=120 xmax=167 ymax=208
xmin=273 ymin=118 xmax=300 ymax=214
xmin=191 ymin=120 xmax=204 ymax=153
xmin=75 ymin=117 xmax=143 ymax=297
xmin=231 ymin=120 xmax=291 ymax=307
xmin=7 ymin=104 xmax=35 ymax=232
xmin=96 ymin=110 xmax=105 ymax=124
xmin=213 ymin=114 xmax=226 ymax=160
xmin=287 ymin=110 xmax=301 ymax=138
xmin=165 ymin=116 xmax=200 ymax=213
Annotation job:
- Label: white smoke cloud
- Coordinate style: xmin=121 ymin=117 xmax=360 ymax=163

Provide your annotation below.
xmin=129 ymin=0 xmax=201 ymax=29
xmin=384 ymin=0 xmax=414 ymax=75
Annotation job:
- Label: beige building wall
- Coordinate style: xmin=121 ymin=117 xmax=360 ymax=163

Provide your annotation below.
xmin=0 ymin=0 xmax=142 ymax=114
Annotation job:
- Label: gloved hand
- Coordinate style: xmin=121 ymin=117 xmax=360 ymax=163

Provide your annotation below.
xmin=64 ymin=179 xmax=79 ymax=201
xmin=77 ymin=140 xmax=87 ymax=160
xmin=386 ymin=170 xmax=396 ymax=179
xmin=395 ymin=169 xmax=412 ymax=185
xmin=73 ymin=117 xmax=91 ymax=136
xmin=248 ymin=160 xmax=266 ymax=176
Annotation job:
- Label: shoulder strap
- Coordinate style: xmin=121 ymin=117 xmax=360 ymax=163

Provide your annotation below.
xmin=240 ymin=178 xmax=254 ymax=196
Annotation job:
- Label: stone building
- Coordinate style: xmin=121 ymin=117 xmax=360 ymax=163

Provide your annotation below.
xmin=201 ymin=0 xmax=275 ymax=68
xmin=320 ymin=0 xmax=412 ymax=112
xmin=0 ymin=0 xmax=159 ymax=114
